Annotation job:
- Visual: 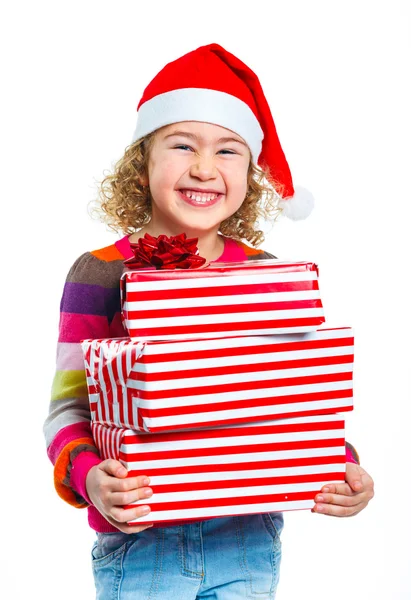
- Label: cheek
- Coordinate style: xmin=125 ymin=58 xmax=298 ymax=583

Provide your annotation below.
xmin=227 ymin=171 xmax=249 ymax=206
xmin=223 ymin=159 xmax=249 ymax=190
xmin=148 ymin=163 xmax=176 ymax=196
xmin=149 ymin=156 xmax=185 ymax=191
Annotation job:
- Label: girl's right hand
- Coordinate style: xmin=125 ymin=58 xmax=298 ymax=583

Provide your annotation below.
xmin=86 ymin=459 xmax=153 ymax=533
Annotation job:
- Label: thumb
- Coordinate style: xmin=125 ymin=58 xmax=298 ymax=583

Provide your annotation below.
xmin=100 ymin=459 xmax=128 ymax=478
xmin=346 ymin=463 xmax=363 ymax=492
xmin=351 ymin=479 xmax=363 ymax=492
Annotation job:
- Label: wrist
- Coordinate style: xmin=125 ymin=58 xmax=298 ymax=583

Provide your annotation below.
xmin=70 ymin=452 xmax=103 ymax=506
xmin=345 ymin=443 xmax=359 ymax=464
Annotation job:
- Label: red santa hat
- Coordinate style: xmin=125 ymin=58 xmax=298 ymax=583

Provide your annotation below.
xmin=131 ymin=43 xmax=314 ymax=220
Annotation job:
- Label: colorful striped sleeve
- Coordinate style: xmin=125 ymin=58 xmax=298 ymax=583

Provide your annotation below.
xmin=44 ymin=249 xmax=123 ymax=508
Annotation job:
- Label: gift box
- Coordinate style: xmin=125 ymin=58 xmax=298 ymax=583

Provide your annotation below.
xmin=92 ymin=414 xmax=347 ymax=524
xmin=121 ymin=260 xmax=325 ymax=340
xmin=82 ymin=328 xmax=354 ymax=433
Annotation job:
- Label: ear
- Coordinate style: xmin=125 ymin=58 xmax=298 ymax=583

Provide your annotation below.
xmin=139 ymin=173 xmax=149 ymax=187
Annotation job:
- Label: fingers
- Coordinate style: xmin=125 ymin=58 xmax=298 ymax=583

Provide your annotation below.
xmin=320 ymin=482 xmax=356 ymax=496
xmin=87 ymin=461 xmax=156 ymax=532
xmin=111 ymin=483 xmax=153 ymax=507
xmin=99 ymin=459 xmax=128 ymax=478
xmin=122 ymin=523 xmax=154 ymax=534
xmin=105 ymin=510 xmax=154 ymax=534
xmin=99 ymin=461 xmax=152 ymax=495
xmin=110 ymin=475 xmax=152 ymax=493
xmin=315 ymin=491 xmax=364 ymax=508
xmin=110 ymin=503 xmax=152 ymax=524
xmin=106 ymin=471 xmax=153 ymax=507
xmin=100 ymin=468 xmax=154 ymax=526
xmin=313 ymin=487 xmax=371 ymax=517
xmin=324 ymin=466 xmax=375 ymax=499
xmin=312 ymin=501 xmax=366 ymax=517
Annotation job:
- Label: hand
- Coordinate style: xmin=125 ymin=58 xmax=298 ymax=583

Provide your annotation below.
xmin=312 ymin=462 xmax=374 ymax=517
xmin=86 ymin=459 xmax=153 ymax=533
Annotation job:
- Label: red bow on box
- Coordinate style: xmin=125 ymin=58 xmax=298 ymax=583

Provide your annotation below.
xmin=124 ymin=233 xmax=207 ymax=270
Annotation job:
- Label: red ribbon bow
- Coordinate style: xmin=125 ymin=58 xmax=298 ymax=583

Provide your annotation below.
xmin=123 ymin=233 xmax=207 ymax=269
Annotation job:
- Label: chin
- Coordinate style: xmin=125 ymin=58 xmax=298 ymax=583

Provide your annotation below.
xmin=178 ymin=218 xmax=223 ymax=234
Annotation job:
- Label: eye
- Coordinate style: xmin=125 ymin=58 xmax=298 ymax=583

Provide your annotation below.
xmin=174 ymin=144 xmax=193 ymax=151
xmin=218 ymin=149 xmax=236 ymax=155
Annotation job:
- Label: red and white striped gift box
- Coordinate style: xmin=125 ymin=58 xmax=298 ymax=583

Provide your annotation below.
xmin=82 ymin=328 xmax=354 ymax=433
xmin=92 ymin=414 xmax=347 ymax=524
xmin=121 ymin=260 xmax=325 ymax=340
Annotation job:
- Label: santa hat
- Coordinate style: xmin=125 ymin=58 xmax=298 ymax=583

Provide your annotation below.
xmin=131 ymin=43 xmax=314 ymax=220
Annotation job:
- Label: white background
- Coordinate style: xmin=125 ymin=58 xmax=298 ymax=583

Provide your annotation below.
xmin=2 ymin=1 xmax=410 ymax=598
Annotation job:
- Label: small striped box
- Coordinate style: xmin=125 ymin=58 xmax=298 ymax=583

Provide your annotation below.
xmin=120 ymin=260 xmax=325 ymax=341
xmin=82 ymin=328 xmax=354 ymax=433
xmin=92 ymin=414 xmax=347 ymax=524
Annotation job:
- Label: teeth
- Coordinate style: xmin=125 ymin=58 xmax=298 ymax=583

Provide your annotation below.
xmin=182 ymin=190 xmax=218 ymax=202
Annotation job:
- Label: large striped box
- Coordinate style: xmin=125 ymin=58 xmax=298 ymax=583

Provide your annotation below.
xmin=82 ymin=328 xmax=354 ymax=433
xmin=92 ymin=414 xmax=347 ymax=524
xmin=120 ymin=260 xmax=325 ymax=340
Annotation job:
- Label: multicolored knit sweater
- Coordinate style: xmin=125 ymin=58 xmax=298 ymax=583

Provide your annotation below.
xmin=44 ymin=234 xmax=359 ymax=533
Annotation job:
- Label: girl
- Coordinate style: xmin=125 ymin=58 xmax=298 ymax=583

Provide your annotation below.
xmin=44 ymin=43 xmax=374 ymax=599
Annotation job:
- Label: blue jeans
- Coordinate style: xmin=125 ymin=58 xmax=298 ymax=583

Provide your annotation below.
xmin=91 ymin=513 xmax=283 ymax=599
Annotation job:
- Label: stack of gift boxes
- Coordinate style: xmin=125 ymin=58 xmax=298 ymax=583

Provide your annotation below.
xmin=82 ymin=256 xmax=354 ymax=525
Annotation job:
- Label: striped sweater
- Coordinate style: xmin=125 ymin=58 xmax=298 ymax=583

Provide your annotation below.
xmin=44 ymin=234 xmax=359 ymax=533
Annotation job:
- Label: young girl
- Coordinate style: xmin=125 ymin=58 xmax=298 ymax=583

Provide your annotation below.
xmin=44 ymin=43 xmax=374 ymax=599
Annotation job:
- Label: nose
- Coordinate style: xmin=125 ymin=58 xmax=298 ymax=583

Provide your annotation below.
xmin=189 ymin=155 xmax=218 ymax=180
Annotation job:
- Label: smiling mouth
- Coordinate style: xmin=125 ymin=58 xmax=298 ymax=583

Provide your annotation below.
xmin=178 ymin=189 xmax=224 ymax=205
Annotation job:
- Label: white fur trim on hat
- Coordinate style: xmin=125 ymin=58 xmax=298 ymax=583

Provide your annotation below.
xmin=131 ymin=88 xmax=264 ymax=162
xmin=279 ymin=185 xmax=315 ymax=220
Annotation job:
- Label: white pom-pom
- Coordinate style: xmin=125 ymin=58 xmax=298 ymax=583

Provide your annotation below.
xmin=279 ymin=185 xmax=315 ymax=220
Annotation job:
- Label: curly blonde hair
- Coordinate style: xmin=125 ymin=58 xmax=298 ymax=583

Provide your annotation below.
xmin=91 ymin=129 xmax=283 ymax=246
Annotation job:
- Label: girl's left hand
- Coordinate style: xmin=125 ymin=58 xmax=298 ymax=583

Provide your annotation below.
xmin=312 ymin=462 xmax=374 ymax=517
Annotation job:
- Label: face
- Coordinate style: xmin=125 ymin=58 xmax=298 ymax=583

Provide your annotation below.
xmin=143 ymin=121 xmax=251 ymax=237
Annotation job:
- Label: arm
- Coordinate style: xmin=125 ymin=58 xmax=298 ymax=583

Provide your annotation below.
xmin=44 ymin=252 xmax=108 ymax=507
xmin=44 ymin=250 xmax=154 ymax=531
